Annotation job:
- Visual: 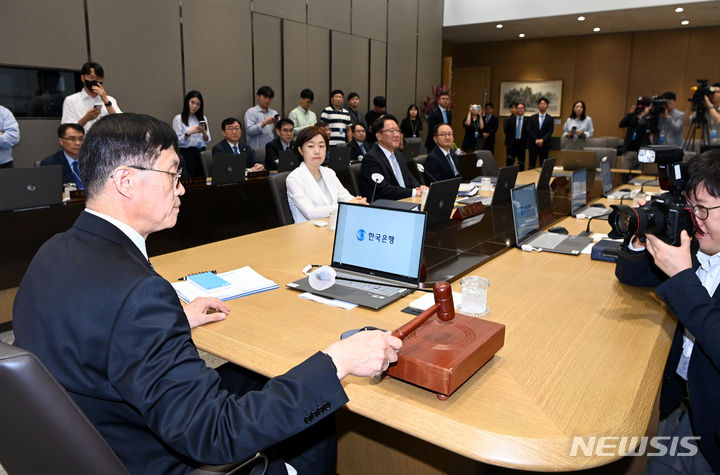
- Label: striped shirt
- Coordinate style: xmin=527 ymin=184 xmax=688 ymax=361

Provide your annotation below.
xmin=320 ymin=106 xmax=351 ymax=146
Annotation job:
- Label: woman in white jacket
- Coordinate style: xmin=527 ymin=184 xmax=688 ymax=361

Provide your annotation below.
xmin=286 ymin=126 xmax=367 ymax=223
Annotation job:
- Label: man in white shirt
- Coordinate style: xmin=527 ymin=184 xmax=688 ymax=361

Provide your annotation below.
xmin=61 ymin=62 xmax=121 ymax=131
xmin=244 ymin=85 xmax=278 ymax=149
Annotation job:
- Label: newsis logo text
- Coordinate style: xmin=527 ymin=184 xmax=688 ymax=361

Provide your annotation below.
xmin=570 ymin=436 xmax=700 ymax=457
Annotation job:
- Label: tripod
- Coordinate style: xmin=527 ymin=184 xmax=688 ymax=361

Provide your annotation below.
xmin=683 ymin=105 xmax=711 ymax=153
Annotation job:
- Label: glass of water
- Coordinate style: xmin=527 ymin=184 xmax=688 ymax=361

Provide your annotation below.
xmin=459 ymin=276 xmax=489 ymax=317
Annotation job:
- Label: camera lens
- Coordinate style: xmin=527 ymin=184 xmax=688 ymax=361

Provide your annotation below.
xmin=610 ymin=205 xmax=639 ymax=237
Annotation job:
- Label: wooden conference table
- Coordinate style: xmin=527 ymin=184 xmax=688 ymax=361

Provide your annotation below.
xmin=152 ymin=172 xmax=674 ymax=473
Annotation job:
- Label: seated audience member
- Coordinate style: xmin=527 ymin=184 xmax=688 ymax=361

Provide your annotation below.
xmin=288 ymin=88 xmax=316 ymax=138
xmin=14 ymin=112 xmax=401 ymax=475
xmin=286 ymin=126 xmax=367 ymax=223
xmin=244 ymin=85 xmax=278 ymax=149
xmin=320 ymin=90 xmax=352 ymax=146
xmin=349 ymin=123 xmax=369 ymax=161
xmin=424 ymin=124 xmax=461 ymax=183
xmin=265 ymin=118 xmax=295 ymax=171
xmin=212 ymin=118 xmax=264 ymax=171
xmin=41 ymin=123 xmax=85 ymax=189
xmin=61 ymin=61 xmax=120 ymax=131
xmin=359 ymin=115 xmax=427 ymax=201
xmin=172 ymin=90 xmax=211 ymax=178
xmin=615 ymin=150 xmax=720 ymax=474
xmin=365 ymin=96 xmax=386 ymax=144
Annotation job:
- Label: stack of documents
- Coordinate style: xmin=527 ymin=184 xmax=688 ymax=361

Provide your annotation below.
xmin=172 ymin=266 xmax=278 ymax=302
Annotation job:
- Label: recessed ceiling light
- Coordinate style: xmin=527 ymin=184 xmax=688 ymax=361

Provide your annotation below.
xmin=681 ymin=20 xmax=690 ymax=25
xmin=675 ymin=7 xmax=684 ymax=13
xmin=496 ymin=24 xmax=503 ymax=29
xmin=577 ymin=16 xmax=586 ymax=21
xmin=519 ymin=33 xmax=525 ymax=38
xmin=593 ymin=27 xmax=601 ymax=32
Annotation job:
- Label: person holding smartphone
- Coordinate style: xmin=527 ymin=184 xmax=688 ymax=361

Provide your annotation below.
xmin=562 ymin=100 xmax=594 ymax=149
xmin=173 ymin=90 xmax=211 ymax=178
xmin=61 ymin=62 xmax=121 ymax=131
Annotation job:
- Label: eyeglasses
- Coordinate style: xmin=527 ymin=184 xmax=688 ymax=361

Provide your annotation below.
xmin=128 ymin=165 xmax=183 ymax=189
xmin=435 ymin=132 xmax=453 ymax=137
xmin=61 ymin=136 xmax=84 ymax=143
xmin=691 ymin=204 xmax=720 ymax=220
xmin=380 ymin=128 xmax=401 ymax=135
xmin=224 ymin=126 xmax=241 ymax=132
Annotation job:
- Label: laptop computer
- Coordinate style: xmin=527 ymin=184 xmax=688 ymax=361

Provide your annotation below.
xmin=557 ymin=150 xmax=597 ymax=172
xmin=287 ymin=202 xmax=427 ymax=309
xmin=327 ymin=146 xmax=351 ymax=172
xmin=212 ymin=154 xmax=246 ymax=186
xmin=0 ymin=166 xmax=63 ymax=211
xmin=574 ymin=159 xmax=613 ymax=219
xmin=459 ymin=165 xmax=519 ymax=207
xmin=424 ymin=177 xmax=462 ymax=227
xmin=278 ymin=150 xmax=300 ymax=172
xmin=537 ymin=158 xmax=556 ymax=191
xmin=570 ymin=168 xmax=588 ymax=216
xmin=510 ymin=183 xmax=592 ymax=255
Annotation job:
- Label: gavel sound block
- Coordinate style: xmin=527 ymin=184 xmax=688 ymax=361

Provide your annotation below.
xmin=387 ymin=281 xmax=505 ymax=400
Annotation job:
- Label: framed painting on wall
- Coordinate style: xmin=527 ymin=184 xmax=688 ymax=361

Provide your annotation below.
xmin=499 ymin=80 xmax=562 ymax=116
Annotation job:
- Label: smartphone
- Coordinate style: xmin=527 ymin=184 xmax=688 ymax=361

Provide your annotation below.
xmin=94 ymin=104 xmax=103 ymax=110
xmin=199 ymin=120 xmax=208 ymax=130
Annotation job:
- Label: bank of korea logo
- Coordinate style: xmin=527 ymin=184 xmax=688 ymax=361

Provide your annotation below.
xmin=356 ymin=229 xmax=366 ymax=241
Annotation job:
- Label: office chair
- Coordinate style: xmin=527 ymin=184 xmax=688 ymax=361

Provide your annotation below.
xmin=471 ymin=150 xmax=499 ymax=180
xmin=403 ymin=137 xmax=422 ymax=159
xmin=200 ymin=149 xmax=214 ymax=177
xmin=268 ymin=171 xmax=294 ymax=225
xmin=348 ymin=162 xmax=362 ymax=196
xmin=411 ymin=154 xmax=427 ymax=186
xmin=0 ymin=341 xmax=267 ymax=475
xmin=253 ymin=147 xmax=266 ymax=167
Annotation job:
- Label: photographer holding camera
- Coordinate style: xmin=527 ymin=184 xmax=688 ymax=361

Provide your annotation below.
xmin=619 ymin=97 xmax=651 ymax=170
xmin=657 ymin=91 xmax=685 ymax=146
xmin=687 ymin=82 xmax=720 ymax=148
xmin=615 ymin=150 xmax=720 ymax=474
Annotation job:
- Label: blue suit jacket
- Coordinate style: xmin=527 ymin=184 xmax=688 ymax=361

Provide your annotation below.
xmin=615 ymin=246 xmax=720 ymax=472
xmin=40 ymin=150 xmax=77 ymax=185
xmin=423 ymin=146 xmax=461 ymax=183
xmin=13 ymin=211 xmax=348 ymax=475
xmin=359 ymin=145 xmax=419 ymax=201
xmin=211 ymin=140 xmax=258 ymax=167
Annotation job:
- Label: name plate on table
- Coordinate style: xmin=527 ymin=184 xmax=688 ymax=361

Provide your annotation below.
xmin=451 ymin=202 xmax=485 ymax=220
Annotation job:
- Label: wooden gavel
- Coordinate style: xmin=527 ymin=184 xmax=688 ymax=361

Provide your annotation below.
xmin=392 ymin=281 xmax=454 ymax=340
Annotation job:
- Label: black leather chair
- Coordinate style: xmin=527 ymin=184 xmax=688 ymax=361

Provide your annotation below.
xmin=348 ymin=162 xmax=362 ymax=196
xmin=0 ymin=341 xmax=267 ymax=475
xmin=268 ymin=171 xmax=294 ymax=225
xmin=411 ymin=154 xmax=427 ymax=186
xmin=200 ymin=149 xmax=214 ymax=177
xmin=471 ymin=150 xmax=499 ymax=179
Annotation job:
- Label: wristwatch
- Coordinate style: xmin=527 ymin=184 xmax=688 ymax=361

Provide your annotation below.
xmin=104 ymin=100 xmax=112 ymax=107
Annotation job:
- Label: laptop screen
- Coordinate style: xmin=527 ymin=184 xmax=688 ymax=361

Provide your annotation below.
xmin=600 ymin=158 xmax=612 ymax=195
xmin=510 ymin=183 xmax=540 ymax=244
xmin=571 ymin=168 xmax=587 ymax=215
xmin=332 ymin=202 xmax=426 ymax=282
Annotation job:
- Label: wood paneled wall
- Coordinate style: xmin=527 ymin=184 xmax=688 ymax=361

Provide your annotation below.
xmin=444 ymin=26 xmax=720 ymax=142
xmin=0 ymin=0 xmax=443 ymax=168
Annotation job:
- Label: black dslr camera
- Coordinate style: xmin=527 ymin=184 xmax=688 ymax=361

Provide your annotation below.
xmin=608 ymin=146 xmax=695 ymax=246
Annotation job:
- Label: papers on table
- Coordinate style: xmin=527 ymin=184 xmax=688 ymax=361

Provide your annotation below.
xmin=172 ymin=266 xmax=278 ymax=302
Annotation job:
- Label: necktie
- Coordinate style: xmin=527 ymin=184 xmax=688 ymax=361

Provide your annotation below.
xmin=388 ymin=153 xmax=406 ymax=187
xmin=71 ymin=160 xmax=84 ymax=190
xmin=232 ymin=145 xmax=239 ymax=154
xmin=442 ymin=109 xmax=448 ymax=124
xmin=539 ymin=114 xmax=544 ymax=129
xmin=446 ymin=152 xmax=459 ymax=176
xmin=516 ymin=117 xmax=522 ymax=139
xmin=359 ymin=142 xmax=366 ymax=154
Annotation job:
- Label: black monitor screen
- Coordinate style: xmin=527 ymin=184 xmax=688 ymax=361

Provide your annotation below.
xmin=0 ymin=65 xmax=81 ymax=118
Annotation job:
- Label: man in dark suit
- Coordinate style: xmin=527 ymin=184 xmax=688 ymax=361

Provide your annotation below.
xmin=349 ymin=123 xmax=369 ymax=161
xmin=265 ymin=118 xmax=295 ymax=171
xmin=425 ymin=90 xmax=452 ymax=153
xmin=481 ymin=102 xmax=499 ymax=154
xmin=614 ymin=151 xmax=720 ymax=474
xmin=211 ymin=117 xmax=264 ymax=170
xmin=40 ymin=123 xmax=85 ymax=188
xmin=360 ymin=115 xmax=426 ymax=201
xmin=526 ymin=97 xmax=554 ymax=169
xmin=505 ymin=102 xmax=528 ymax=171
xmin=14 ymin=113 xmax=401 ymax=475
xmin=424 ymin=124 xmax=461 ymax=183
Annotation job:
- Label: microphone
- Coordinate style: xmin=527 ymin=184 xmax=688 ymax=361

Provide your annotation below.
xmin=370 ymin=173 xmax=384 ymax=203
xmin=416 ymin=163 xmax=438 ymax=184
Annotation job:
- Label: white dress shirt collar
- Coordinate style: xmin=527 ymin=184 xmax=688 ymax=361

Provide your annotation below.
xmin=84 ymin=208 xmax=148 ymax=260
